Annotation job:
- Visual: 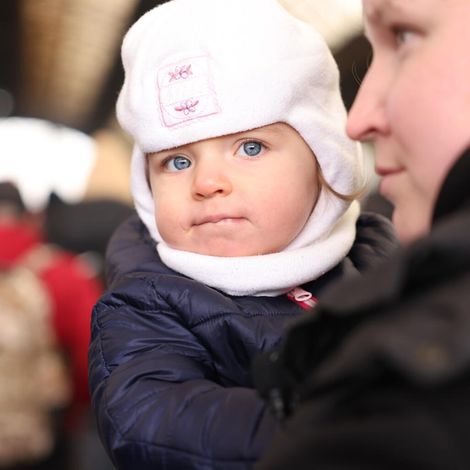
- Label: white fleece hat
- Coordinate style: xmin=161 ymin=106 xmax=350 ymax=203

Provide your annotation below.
xmin=117 ymin=0 xmax=363 ymax=242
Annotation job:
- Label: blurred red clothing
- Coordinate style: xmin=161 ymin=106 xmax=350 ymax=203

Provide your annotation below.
xmin=0 ymin=221 xmax=102 ymax=411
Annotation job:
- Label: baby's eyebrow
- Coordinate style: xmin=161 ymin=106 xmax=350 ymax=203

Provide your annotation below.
xmin=150 ymin=146 xmax=188 ymax=158
xmin=262 ymin=124 xmax=286 ymax=135
xmin=241 ymin=124 xmax=286 ymax=139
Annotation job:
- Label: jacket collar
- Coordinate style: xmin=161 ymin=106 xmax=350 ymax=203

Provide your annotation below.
xmin=432 ymin=147 xmax=470 ymax=225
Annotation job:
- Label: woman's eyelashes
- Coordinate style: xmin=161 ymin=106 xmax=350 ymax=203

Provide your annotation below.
xmin=388 ymin=17 xmax=425 ymax=52
xmin=236 ymin=140 xmax=266 ymax=158
xmin=367 ymin=18 xmax=420 ymax=52
xmin=391 ymin=25 xmax=417 ymax=46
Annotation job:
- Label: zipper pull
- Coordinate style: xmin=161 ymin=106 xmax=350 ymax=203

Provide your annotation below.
xmin=287 ymin=287 xmax=318 ymax=311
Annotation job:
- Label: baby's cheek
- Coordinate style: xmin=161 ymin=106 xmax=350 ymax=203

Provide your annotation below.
xmin=155 ymin=205 xmax=173 ymax=240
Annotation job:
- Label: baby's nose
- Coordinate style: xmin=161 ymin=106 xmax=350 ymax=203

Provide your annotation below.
xmin=191 ymin=159 xmax=233 ymax=199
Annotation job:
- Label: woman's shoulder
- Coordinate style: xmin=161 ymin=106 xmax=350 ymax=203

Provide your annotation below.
xmin=284 ymin=211 xmax=470 ymax=390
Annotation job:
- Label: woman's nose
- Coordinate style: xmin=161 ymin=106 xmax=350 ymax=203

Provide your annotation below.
xmin=346 ymin=61 xmax=389 ymax=142
xmin=191 ymin=158 xmax=233 ymax=199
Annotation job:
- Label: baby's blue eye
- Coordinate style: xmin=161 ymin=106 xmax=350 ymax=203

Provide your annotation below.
xmin=240 ymin=141 xmax=264 ymax=157
xmin=166 ymin=155 xmax=191 ymax=171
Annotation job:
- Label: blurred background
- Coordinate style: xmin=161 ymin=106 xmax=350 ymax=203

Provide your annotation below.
xmin=0 ymin=0 xmax=371 ymax=132
xmin=0 ymin=1 xmax=389 ymax=470
xmin=1 ymin=0 xmax=386 ymax=218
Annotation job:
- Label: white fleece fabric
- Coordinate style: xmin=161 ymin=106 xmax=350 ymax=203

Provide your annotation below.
xmin=157 ymin=202 xmax=360 ymax=297
xmin=117 ymin=0 xmax=364 ymax=296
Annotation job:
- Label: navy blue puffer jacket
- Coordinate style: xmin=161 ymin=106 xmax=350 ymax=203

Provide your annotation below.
xmin=89 ymin=213 xmax=396 ymax=470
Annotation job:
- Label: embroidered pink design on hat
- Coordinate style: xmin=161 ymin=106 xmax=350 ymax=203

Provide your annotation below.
xmin=169 ymin=64 xmax=193 ymax=82
xmin=174 ymin=99 xmax=200 ymax=115
xmin=158 ymin=55 xmax=220 ymax=127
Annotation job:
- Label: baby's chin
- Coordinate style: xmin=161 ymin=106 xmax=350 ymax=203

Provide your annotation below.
xmin=167 ymin=240 xmax=275 ymax=258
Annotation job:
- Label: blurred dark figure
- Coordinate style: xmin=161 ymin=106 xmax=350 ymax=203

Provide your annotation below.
xmin=44 ymin=193 xmax=134 ymax=283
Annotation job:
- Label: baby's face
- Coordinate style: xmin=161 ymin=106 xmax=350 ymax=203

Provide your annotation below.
xmin=147 ymin=123 xmax=319 ymax=257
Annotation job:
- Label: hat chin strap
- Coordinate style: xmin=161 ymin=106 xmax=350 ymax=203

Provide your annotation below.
xmin=156 ymin=202 xmax=359 ymax=297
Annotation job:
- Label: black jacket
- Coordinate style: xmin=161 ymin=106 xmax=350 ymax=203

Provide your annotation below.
xmin=254 ymin=149 xmax=470 ymax=470
xmin=88 ymin=212 xmax=395 ymax=470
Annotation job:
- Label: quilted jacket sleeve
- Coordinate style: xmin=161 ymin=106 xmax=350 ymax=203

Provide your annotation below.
xmin=88 ymin=277 xmax=277 ymax=470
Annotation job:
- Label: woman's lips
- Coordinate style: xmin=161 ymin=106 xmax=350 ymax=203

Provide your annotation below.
xmin=376 ymin=166 xmax=403 ymax=200
xmin=375 ymin=165 xmax=403 ymax=177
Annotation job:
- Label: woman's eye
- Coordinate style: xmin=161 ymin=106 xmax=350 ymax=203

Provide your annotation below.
xmin=165 ymin=155 xmax=191 ymax=172
xmin=392 ymin=26 xmax=416 ymax=46
xmin=238 ymin=141 xmax=265 ymax=158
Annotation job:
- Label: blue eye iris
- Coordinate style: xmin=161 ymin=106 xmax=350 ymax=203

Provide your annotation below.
xmin=166 ymin=155 xmax=191 ymax=171
xmin=242 ymin=141 xmax=262 ymax=157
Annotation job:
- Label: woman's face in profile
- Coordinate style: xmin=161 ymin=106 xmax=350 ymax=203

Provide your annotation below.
xmin=347 ymin=0 xmax=470 ymax=244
